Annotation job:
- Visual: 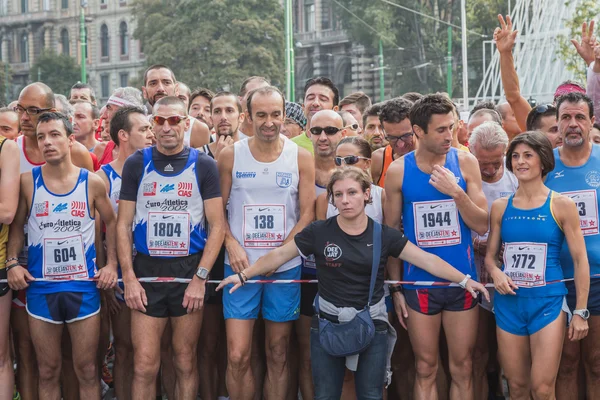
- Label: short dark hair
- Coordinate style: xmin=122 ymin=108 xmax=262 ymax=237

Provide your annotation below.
xmin=70 ymin=82 xmax=96 ymax=103
xmin=153 ymin=96 xmax=187 ymax=116
xmin=190 ymin=88 xmax=215 ymax=110
xmin=37 ymin=112 xmax=73 ymax=136
xmin=304 ymin=77 xmax=339 ymax=106
xmin=239 ymin=76 xmax=271 ymax=97
xmin=379 ymin=98 xmax=413 ymax=125
xmin=401 ymin=92 xmax=423 ymax=103
xmin=469 ymin=100 xmax=497 ymax=118
xmin=409 ymin=94 xmax=455 ymax=134
xmin=506 ymin=131 xmax=555 ymax=178
xmin=110 ymin=106 xmax=147 ymax=145
xmin=362 ymin=102 xmax=385 ymax=127
xmin=72 ymin=100 xmax=100 ymax=119
xmin=143 ymin=64 xmax=176 ymax=86
xmin=211 ymin=91 xmax=242 ymax=113
xmin=526 ymin=104 xmax=557 ymax=131
xmin=594 ymin=122 xmax=600 ymax=131
xmin=327 ymin=167 xmax=373 ymax=207
xmin=337 ymin=136 xmax=372 ymax=159
xmin=246 ymin=86 xmax=285 ymax=117
xmin=556 ymin=92 xmax=594 ymax=119
xmin=339 ymin=92 xmax=371 ymax=114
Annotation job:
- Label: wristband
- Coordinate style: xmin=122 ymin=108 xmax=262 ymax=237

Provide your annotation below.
xmin=389 ymin=284 xmax=403 ymax=294
xmin=4 ymin=257 xmax=18 ymax=265
xmin=237 ymin=273 xmax=246 ymax=286
xmin=240 ymin=271 xmax=248 ymax=283
xmin=6 ymin=263 xmax=19 ymax=272
xmin=458 ymin=274 xmax=471 ymax=289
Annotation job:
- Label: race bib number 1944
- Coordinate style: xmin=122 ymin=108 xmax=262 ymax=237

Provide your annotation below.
xmin=413 ymin=199 xmax=461 ymax=247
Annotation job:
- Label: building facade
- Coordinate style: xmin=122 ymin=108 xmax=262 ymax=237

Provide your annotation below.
xmin=0 ymin=0 xmax=144 ymax=102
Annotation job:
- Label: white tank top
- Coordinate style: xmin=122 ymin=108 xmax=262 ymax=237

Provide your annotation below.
xmin=326 ymin=184 xmax=384 ymax=223
xmin=183 ymin=116 xmax=198 ymax=147
xmin=18 ymin=135 xmax=44 ymax=174
xmin=101 ymin=164 xmax=121 ymax=214
xmin=226 ymin=138 xmax=301 ymax=272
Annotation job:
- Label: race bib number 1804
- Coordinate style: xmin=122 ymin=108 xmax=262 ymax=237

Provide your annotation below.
xmin=147 ymin=212 xmax=190 ymax=256
xmin=413 ymin=199 xmax=461 ymax=247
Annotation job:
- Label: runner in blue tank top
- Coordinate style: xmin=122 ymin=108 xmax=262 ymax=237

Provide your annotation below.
xmin=384 ymin=94 xmax=489 ymax=400
xmin=486 ymin=131 xmax=589 ymax=400
xmin=544 ymin=92 xmax=600 ymax=399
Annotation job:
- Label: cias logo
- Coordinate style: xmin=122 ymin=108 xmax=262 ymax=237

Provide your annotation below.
xmin=71 ymin=201 xmax=86 ymax=218
xmin=324 ymin=243 xmax=342 ymax=261
xmin=52 ymin=203 xmax=68 ymax=213
xmin=178 ymin=182 xmax=193 ymax=197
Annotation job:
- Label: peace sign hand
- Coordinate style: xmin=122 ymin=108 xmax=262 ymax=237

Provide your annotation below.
xmin=571 ymin=21 xmax=597 ymax=66
xmin=494 ymin=14 xmax=518 ymax=54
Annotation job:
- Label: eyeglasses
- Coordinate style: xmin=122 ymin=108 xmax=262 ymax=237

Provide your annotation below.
xmin=345 ymin=123 xmax=359 ymax=131
xmin=310 ymin=126 xmax=342 ymax=136
xmin=385 ymin=133 xmax=413 ymax=143
xmin=153 ymin=115 xmax=187 ymax=125
xmin=14 ymin=105 xmax=52 ymax=116
xmin=334 ymin=155 xmax=370 ymax=166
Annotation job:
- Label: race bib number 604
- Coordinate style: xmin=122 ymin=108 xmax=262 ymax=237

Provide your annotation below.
xmin=413 ymin=199 xmax=461 ymax=247
xmin=43 ymin=235 xmax=88 ymax=280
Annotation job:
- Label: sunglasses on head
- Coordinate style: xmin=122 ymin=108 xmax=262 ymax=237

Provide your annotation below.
xmin=345 ymin=123 xmax=359 ymax=131
xmin=310 ymin=126 xmax=342 ymax=136
xmin=153 ymin=115 xmax=186 ymax=125
xmin=533 ymin=104 xmax=556 ymax=114
xmin=334 ymin=155 xmax=370 ymax=166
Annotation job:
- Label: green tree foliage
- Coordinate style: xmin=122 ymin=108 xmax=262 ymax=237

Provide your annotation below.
xmin=557 ymin=0 xmax=600 ymax=82
xmin=29 ymin=50 xmax=81 ymax=96
xmin=132 ymin=0 xmax=285 ymax=92
xmin=332 ymin=0 xmax=508 ymax=97
xmin=0 ymin=62 xmax=11 ymax=106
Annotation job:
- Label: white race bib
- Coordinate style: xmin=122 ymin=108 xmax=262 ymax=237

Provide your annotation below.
xmin=147 ymin=212 xmax=190 ymax=256
xmin=43 ymin=235 xmax=88 ymax=279
xmin=243 ymin=205 xmax=286 ymax=248
xmin=413 ymin=199 xmax=461 ymax=247
xmin=563 ymin=190 xmax=599 ymax=236
xmin=503 ymin=242 xmax=547 ymax=287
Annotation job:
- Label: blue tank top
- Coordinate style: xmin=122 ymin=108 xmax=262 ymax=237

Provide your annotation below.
xmin=500 ymin=191 xmax=567 ymax=297
xmin=545 ymin=144 xmax=600 ymax=279
xmin=402 ymin=148 xmax=476 ymax=289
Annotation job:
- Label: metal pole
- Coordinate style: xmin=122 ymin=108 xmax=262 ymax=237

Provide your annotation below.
xmin=460 ymin=0 xmax=468 ymax=109
xmin=80 ymin=5 xmax=87 ymax=83
xmin=379 ymin=39 xmax=384 ymax=101
xmin=288 ymin=0 xmax=295 ymax=101
xmin=447 ymin=26 xmax=452 ymax=97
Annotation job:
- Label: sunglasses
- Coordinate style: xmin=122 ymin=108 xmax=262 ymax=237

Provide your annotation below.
xmin=334 ymin=155 xmax=370 ymax=166
xmin=533 ymin=104 xmax=556 ymax=114
xmin=153 ymin=115 xmax=187 ymax=125
xmin=385 ymin=132 xmax=413 ymax=143
xmin=345 ymin=123 xmax=359 ymax=131
xmin=310 ymin=126 xmax=342 ymax=136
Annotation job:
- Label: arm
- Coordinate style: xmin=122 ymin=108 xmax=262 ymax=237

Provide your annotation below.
xmin=94 ymin=170 xmax=109 ymax=272
xmin=588 ymin=46 xmax=600 ymax=119
xmin=216 ymin=241 xmax=301 ymax=293
xmin=0 ymin=139 xmax=20 ymax=224
xmin=554 ymin=195 xmax=590 ymax=341
xmin=282 ymin=148 xmax=315 ymax=244
xmin=371 ymin=148 xmax=384 ymax=185
xmin=71 ymin=141 xmax=95 ymax=171
xmin=190 ymin=119 xmax=211 ymax=148
xmin=316 ymin=192 xmax=329 ymax=220
xmin=494 ymin=14 xmax=531 ymax=132
xmin=7 ymin=174 xmax=35 ymax=290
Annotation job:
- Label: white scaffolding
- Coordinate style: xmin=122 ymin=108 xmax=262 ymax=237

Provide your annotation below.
xmin=472 ymin=0 xmax=580 ymax=107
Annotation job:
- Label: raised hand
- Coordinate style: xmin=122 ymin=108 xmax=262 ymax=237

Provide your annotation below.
xmin=494 ymin=14 xmax=518 ymax=54
xmin=571 ymin=21 xmax=597 ymax=66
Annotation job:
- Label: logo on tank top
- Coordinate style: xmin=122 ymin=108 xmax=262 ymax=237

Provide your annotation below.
xmin=52 ymin=203 xmax=68 ymax=214
xmin=143 ymin=182 xmax=157 ymax=196
xmin=35 ymin=201 xmax=49 ymax=217
xmin=177 ymin=182 xmax=193 ymax=197
xmin=236 ymin=171 xmax=256 ymax=179
xmin=554 ymin=170 xmax=564 ymax=178
xmin=160 ymin=183 xmax=175 ymax=193
xmin=276 ymin=172 xmax=293 ymax=188
xmin=164 ymin=164 xmax=174 ymax=172
xmin=70 ymin=201 xmax=86 ymax=218
xmin=585 ymin=171 xmax=600 ymax=188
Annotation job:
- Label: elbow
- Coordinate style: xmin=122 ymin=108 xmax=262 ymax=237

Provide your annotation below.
xmin=473 ymin=222 xmax=489 ymax=237
xmin=0 ymin=210 xmax=16 ymax=225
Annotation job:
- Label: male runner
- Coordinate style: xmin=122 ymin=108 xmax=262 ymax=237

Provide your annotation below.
xmin=7 ymin=111 xmax=118 ymax=399
xmin=69 ymin=82 xmax=97 ymax=105
xmin=339 ymin=91 xmax=371 ymax=129
xmin=218 ymin=86 xmax=314 ymax=400
xmin=202 ymin=92 xmax=244 ymax=160
xmin=238 ymin=76 xmax=271 ymax=139
xmin=385 ymin=94 xmax=488 ymax=400
xmin=72 ymin=101 xmax=101 ymax=160
xmin=0 ymin=107 xmax=20 ymax=139
xmin=363 ymin=103 xmax=388 ymax=151
xmin=117 ymin=96 xmax=225 ymax=399
xmin=545 ymin=92 xmax=598 ymax=400
xmin=526 ymin=104 xmax=561 ymax=148
xmin=189 ymin=88 xmax=215 ymax=131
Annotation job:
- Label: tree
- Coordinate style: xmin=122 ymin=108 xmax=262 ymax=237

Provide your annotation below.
xmin=132 ymin=0 xmax=285 ymax=92
xmin=0 ymin=62 xmax=11 ymax=106
xmin=29 ymin=50 xmax=81 ymax=96
xmin=557 ymin=0 xmax=600 ymax=82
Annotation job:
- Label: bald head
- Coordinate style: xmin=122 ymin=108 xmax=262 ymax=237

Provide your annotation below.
xmin=17 ymin=82 xmax=56 ymax=137
xmin=311 ymin=109 xmax=344 ymax=129
xmin=310 ymin=109 xmax=346 ymax=158
xmin=19 ymin=82 xmax=55 ymax=108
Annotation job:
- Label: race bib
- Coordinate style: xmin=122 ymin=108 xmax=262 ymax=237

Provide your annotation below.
xmin=43 ymin=235 xmax=88 ymax=280
xmin=413 ymin=199 xmax=461 ymax=247
xmin=503 ymin=242 xmax=547 ymax=287
xmin=243 ymin=205 xmax=286 ymax=248
xmin=563 ymin=190 xmax=599 ymax=236
xmin=147 ymin=212 xmax=190 ymax=256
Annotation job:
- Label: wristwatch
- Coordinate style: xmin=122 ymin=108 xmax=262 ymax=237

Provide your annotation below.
xmin=573 ymin=309 xmax=590 ymax=320
xmin=195 ymin=267 xmax=209 ymax=280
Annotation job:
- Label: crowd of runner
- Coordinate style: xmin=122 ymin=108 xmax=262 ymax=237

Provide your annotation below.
xmin=1 ymin=14 xmax=600 ymax=400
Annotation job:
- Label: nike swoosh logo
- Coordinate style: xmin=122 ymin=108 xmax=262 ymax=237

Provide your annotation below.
xmin=518 ymin=246 xmax=527 ymax=250
xmin=367 ymin=243 xmax=373 ymax=247
xmin=58 ymin=240 xmax=67 ymax=245
xmin=259 ymin=208 xmax=269 ymax=212
xmin=162 ymin=215 xmax=173 ymax=219
xmin=430 ymin=205 xmax=441 ymax=209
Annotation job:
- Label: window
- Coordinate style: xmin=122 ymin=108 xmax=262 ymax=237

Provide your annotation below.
xmin=120 ymin=72 xmax=129 ymax=87
xmin=60 ymin=29 xmax=69 ymax=56
xmin=0 ymin=0 xmax=7 ymax=16
xmin=119 ymin=21 xmax=128 ymax=56
xmin=42 ymin=0 xmax=50 ymax=11
xmin=100 ymin=24 xmax=109 ymax=59
xmin=20 ymin=33 xmax=28 ymax=63
xmin=21 ymin=0 xmax=27 ymax=13
xmin=304 ymin=0 xmax=315 ymax=32
xmin=321 ymin=0 xmax=332 ymax=30
xmin=61 ymin=0 xmax=68 ymax=9
xmin=101 ymin=75 xmax=110 ymax=98
xmin=100 ymin=0 xmax=107 ymax=8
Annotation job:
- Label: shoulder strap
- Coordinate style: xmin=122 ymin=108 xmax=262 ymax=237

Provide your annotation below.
xmin=0 ymin=137 xmax=6 ymax=154
xmin=367 ymin=220 xmax=382 ymax=307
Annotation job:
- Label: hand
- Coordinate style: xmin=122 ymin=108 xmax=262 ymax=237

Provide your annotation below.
xmin=595 ymin=43 xmax=600 ymax=62
xmin=216 ymin=274 xmax=244 ymax=294
xmin=214 ymin=135 xmax=234 ymax=160
xmin=182 ymin=276 xmax=206 ymax=314
xmin=569 ymin=315 xmax=589 ymax=341
xmin=571 ymin=21 xmax=597 ymax=66
xmin=124 ymin=278 xmax=147 ymax=312
xmin=494 ymin=15 xmax=518 ymax=54
xmin=225 ymin=237 xmax=250 ymax=273
xmin=465 ymin=279 xmax=490 ymax=303
xmin=429 ymin=165 xmax=462 ymax=198
xmin=104 ymin=289 xmax=122 ymax=315
xmin=94 ymin=264 xmax=118 ymax=290
xmin=7 ymin=265 xmax=35 ymax=291
xmin=490 ymin=268 xmax=518 ymax=295
xmin=392 ymin=291 xmax=409 ymax=330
